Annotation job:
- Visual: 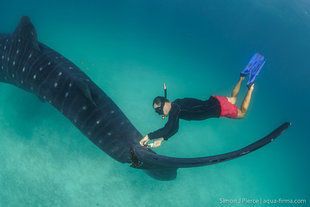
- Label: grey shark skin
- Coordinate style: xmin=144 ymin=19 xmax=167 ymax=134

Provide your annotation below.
xmin=0 ymin=17 xmax=290 ymax=181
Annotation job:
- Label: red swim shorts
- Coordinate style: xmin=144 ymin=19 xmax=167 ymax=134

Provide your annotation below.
xmin=212 ymin=95 xmax=238 ymax=119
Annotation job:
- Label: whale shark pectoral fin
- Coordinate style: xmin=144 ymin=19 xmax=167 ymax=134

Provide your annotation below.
xmin=144 ymin=168 xmax=177 ymax=181
xmin=13 ymin=16 xmax=41 ymax=51
xmin=133 ymin=122 xmax=291 ymax=169
xmin=75 ymin=79 xmax=97 ymax=106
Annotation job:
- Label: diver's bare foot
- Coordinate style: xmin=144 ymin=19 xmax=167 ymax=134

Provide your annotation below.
xmin=249 ymin=84 xmax=254 ymax=90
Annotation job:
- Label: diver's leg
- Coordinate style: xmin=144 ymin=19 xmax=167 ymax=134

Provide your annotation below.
xmin=232 ymin=76 xmax=245 ymax=97
xmin=227 ymin=76 xmax=245 ymax=105
xmin=237 ymin=84 xmax=254 ymax=119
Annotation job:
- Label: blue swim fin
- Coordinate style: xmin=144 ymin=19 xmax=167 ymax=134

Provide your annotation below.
xmin=240 ymin=53 xmax=261 ymax=77
xmin=247 ymin=54 xmax=265 ymax=88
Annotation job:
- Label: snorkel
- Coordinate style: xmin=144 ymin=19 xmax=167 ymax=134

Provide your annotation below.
xmin=163 ymin=83 xmax=167 ymax=120
xmin=154 ymin=83 xmax=168 ymax=120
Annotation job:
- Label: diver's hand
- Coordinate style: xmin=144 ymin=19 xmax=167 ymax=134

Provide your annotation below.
xmin=140 ymin=135 xmax=150 ymax=146
xmin=152 ymin=138 xmax=164 ymax=148
xmin=163 ymin=83 xmax=166 ymax=90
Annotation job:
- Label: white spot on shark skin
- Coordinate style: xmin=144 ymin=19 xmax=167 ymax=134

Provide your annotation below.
xmin=98 ymin=140 xmax=103 ymax=144
xmin=18 ymin=39 xmax=21 ymax=42
xmin=68 ymin=66 xmax=73 ymax=70
xmin=240 ymin=151 xmax=250 ymax=155
xmin=39 ymin=67 xmax=43 ymax=71
xmin=22 ymin=67 xmax=26 ymax=72
xmin=6 ymin=39 xmax=8 ymax=42
xmin=4 ymin=46 xmax=6 ymax=50
xmin=12 ymin=74 xmax=15 ymax=78
xmin=69 ymin=82 xmax=72 ymax=87
xmin=7 ymin=57 xmax=9 ymax=62
xmin=1 ymin=55 xmax=4 ymax=59
xmin=30 ymin=86 xmax=34 ymax=91
xmin=107 ymin=132 xmax=112 ymax=136
xmin=1 ymin=66 xmax=3 ymax=70
xmin=58 ymin=72 xmax=62 ymax=76
xmin=82 ymin=106 xmax=87 ymax=110
xmin=96 ymin=120 xmax=100 ymax=124
xmin=87 ymin=131 xmax=91 ymax=135
xmin=110 ymin=110 xmax=115 ymax=114
xmin=28 ymin=53 xmax=32 ymax=59
xmin=74 ymin=119 xmax=77 ymax=123
xmin=31 ymin=31 xmax=34 ymax=36
xmin=20 ymin=80 xmax=23 ymax=84
xmin=16 ymin=49 xmax=19 ymax=54
xmin=43 ymin=96 xmax=46 ymax=99
xmin=48 ymin=100 xmax=52 ymax=104
xmin=33 ymin=74 xmax=37 ymax=79
xmin=54 ymin=82 xmax=58 ymax=87
xmin=48 ymin=61 xmax=51 ymax=66
xmin=65 ymin=92 xmax=69 ymax=97
xmin=120 ymin=121 xmax=124 ymax=125
xmin=13 ymin=61 xmax=15 ymax=66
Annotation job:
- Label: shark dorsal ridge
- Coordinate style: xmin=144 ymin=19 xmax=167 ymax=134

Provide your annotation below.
xmin=13 ymin=16 xmax=40 ymax=51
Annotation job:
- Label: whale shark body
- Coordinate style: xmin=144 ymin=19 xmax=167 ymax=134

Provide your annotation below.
xmin=0 ymin=17 xmax=290 ymax=180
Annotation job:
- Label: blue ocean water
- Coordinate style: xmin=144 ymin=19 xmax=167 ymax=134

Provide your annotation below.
xmin=0 ymin=0 xmax=309 ymax=206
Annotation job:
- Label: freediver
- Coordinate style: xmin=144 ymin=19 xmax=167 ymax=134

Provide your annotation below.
xmin=140 ymin=53 xmax=265 ymax=148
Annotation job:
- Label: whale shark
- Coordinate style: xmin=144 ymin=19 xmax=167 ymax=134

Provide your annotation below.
xmin=0 ymin=16 xmax=290 ymax=180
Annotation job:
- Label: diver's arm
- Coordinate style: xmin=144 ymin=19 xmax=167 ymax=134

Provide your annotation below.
xmin=164 ymin=117 xmax=180 ymax=139
xmin=148 ymin=124 xmax=171 ymax=140
xmin=148 ymin=107 xmax=180 ymax=140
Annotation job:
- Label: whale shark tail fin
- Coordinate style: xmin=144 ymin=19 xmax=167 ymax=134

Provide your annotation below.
xmin=13 ymin=16 xmax=41 ymax=51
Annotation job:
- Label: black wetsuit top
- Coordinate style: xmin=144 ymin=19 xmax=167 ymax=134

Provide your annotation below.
xmin=148 ymin=96 xmax=221 ymax=140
